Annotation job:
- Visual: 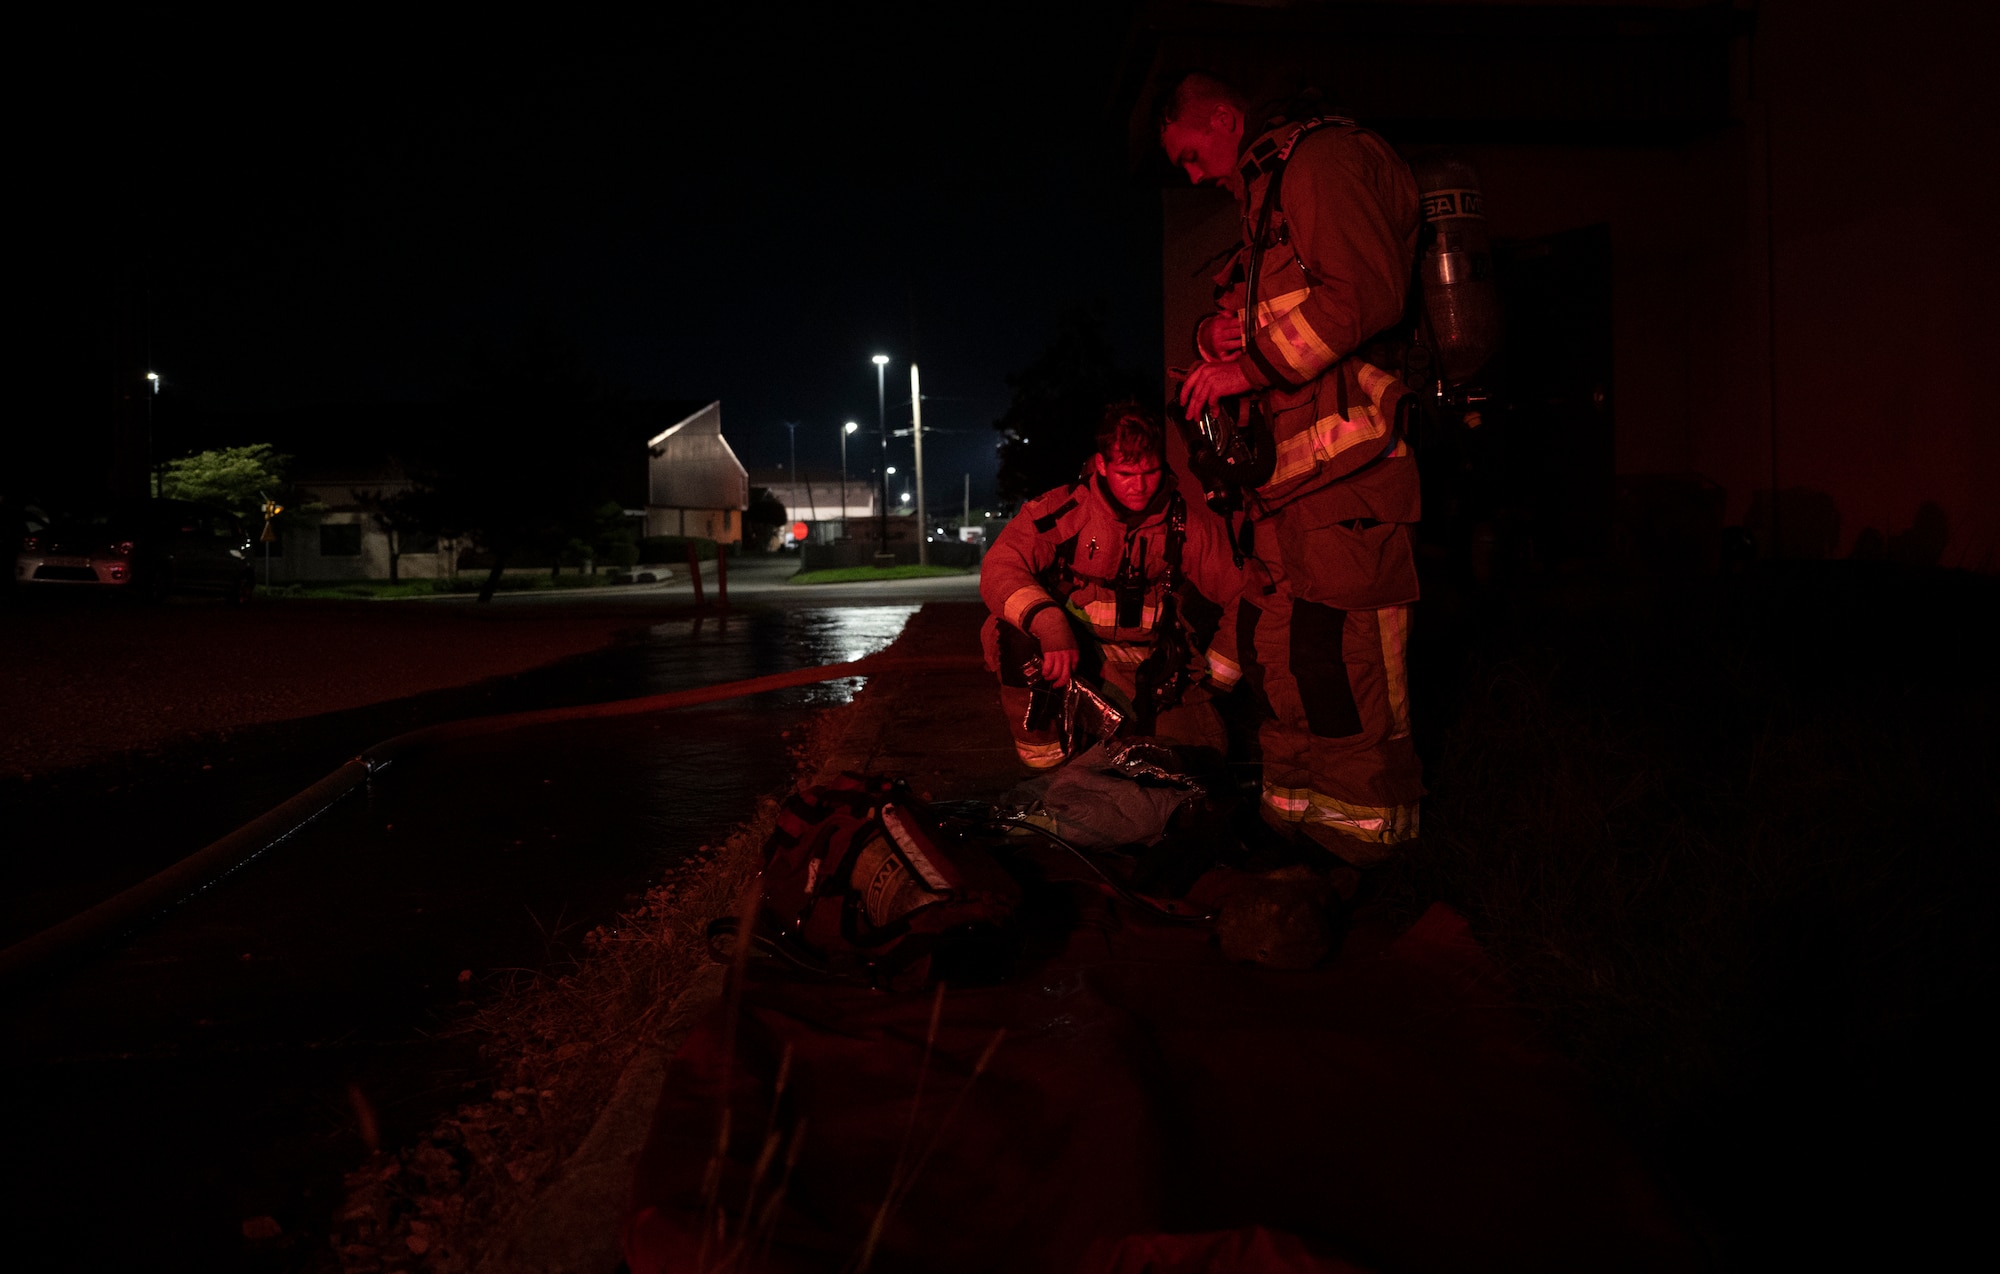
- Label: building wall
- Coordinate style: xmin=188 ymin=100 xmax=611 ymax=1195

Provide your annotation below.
xmin=642 ymin=506 xmax=741 ymax=545
xmin=756 ymin=478 xmax=875 ymax=523
xmin=647 ymin=402 xmax=749 ymax=511
xmin=1155 ymin=0 xmax=1995 ymax=570
xmin=259 ymin=512 xmax=457 ymax=582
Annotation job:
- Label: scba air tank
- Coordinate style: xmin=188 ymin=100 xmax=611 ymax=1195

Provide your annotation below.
xmin=1412 ymin=156 xmax=1503 ymax=386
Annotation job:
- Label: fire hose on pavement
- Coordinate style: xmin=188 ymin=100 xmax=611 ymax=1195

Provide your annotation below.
xmin=0 ymin=652 xmax=981 ymax=988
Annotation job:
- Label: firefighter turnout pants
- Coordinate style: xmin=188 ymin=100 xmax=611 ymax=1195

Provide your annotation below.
xmin=1232 ymin=581 xmax=1423 ymax=866
xmin=983 ymin=617 xmax=1226 ymax=769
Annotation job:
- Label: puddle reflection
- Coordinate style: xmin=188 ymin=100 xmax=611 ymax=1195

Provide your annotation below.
xmin=639 ymin=604 xmax=920 ymax=703
xmin=7 ymin=603 xmax=924 ymax=1268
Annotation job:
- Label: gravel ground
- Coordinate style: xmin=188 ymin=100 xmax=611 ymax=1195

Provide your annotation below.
xmin=0 ymin=596 xmax=667 ymax=776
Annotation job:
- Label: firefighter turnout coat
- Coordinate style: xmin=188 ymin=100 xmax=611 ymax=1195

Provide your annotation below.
xmin=1202 ymin=115 xmax=1426 ymax=859
xmin=980 ymin=471 xmax=1239 ymax=767
xmin=1213 ymin=115 xmax=1423 ymax=609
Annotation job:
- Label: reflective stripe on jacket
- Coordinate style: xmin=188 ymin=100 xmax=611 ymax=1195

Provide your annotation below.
xmin=1215 ymin=119 xmax=1422 ymax=523
xmin=979 ymin=473 xmax=1239 ymax=669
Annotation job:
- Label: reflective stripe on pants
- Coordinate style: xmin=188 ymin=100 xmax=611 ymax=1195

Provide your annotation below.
xmin=1237 ymin=591 xmax=1422 ymax=864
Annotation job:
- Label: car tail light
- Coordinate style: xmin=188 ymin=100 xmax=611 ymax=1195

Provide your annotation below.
xmin=111 ymin=541 xmax=134 ymax=557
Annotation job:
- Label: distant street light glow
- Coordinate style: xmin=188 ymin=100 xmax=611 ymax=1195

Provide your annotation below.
xmin=886 ymin=466 xmax=897 ymax=475
xmin=840 ymin=422 xmax=860 ymax=523
xmin=872 ymin=354 xmax=890 ymax=366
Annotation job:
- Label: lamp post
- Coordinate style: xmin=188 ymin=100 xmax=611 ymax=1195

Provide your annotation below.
xmin=841 ymin=421 xmax=858 ymax=540
xmin=872 ymin=354 xmax=890 ymax=555
xmin=145 ymin=371 xmax=161 ymax=497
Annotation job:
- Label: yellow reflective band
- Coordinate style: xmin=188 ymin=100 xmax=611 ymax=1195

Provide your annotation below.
xmin=1262 ymin=789 xmax=1311 ymax=815
xmin=1081 ymin=598 xmax=1158 ymax=632
xmin=1002 ymin=585 xmax=1053 ymax=630
xmin=1245 ymin=288 xmax=1311 ymax=331
xmin=1378 ymin=606 xmax=1411 ymax=740
xmin=1260 ymin=784 xmax=1420 ymax=844
xmin=1267 ymin=308 xmax=1337 ymax=381
xmin=1266 ymin=407 xmax=1387 ymax=487
xmin=1098 ymin=642 xmax=1151 ymax=666
xmin=1207 ymin=649 xmax=1242 ymax=687
xmin=1016 ymin=739 xmax=1065 ymax=769
xmin=1355 ymin=360 xmax=1400 ymax=402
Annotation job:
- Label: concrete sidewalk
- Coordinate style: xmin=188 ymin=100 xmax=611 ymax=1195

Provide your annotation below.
xmin=475 ymin=601 xmax=1013 ymax=1274
xmin=458 ymin=555 xmax=983 ymax=607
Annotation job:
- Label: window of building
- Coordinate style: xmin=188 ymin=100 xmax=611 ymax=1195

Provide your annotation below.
xmin=724 ymin=509 xmax=733 ymax=532
xmin=319 ymin=523 xmax=363 ymax=556
xmin=401 ymin=530 xmax=440 ymax=553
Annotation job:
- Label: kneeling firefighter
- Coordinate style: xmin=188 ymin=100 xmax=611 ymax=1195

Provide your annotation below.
xmin=980 ymin=402 xmax=1243 ymax=768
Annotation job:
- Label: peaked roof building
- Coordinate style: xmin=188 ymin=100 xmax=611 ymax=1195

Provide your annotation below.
xmin=645 ymin=401 xmax=749 ymax=543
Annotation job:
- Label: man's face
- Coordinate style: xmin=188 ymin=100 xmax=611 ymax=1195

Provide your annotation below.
xmin=1095 ymin=452 xmax=1163 ymax=513
xmin=1160 ymin=102 xmax=1244 ymax=193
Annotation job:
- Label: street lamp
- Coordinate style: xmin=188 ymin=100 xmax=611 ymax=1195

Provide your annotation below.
xmin=145 ymin=372 xmax=161 ymax=496
xmin=841 ymin=421 xmax=858 ymax=538
xmin=872 ymin=354 xmax=890 ymax=555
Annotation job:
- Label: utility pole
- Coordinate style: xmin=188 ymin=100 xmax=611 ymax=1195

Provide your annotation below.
xmin=963 ymin=472 xmax=970 ymax=536
xmin=910 ymin=363 xmax=928 ymax=566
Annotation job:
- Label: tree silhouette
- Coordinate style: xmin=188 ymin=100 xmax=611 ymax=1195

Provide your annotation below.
xmin=351 ymin=486 xmax=435 ymax=584
xmin=423 ymin=331 xmax=628 ymax=602
xmin=991 ymin=309 xmax=1152 ymax=503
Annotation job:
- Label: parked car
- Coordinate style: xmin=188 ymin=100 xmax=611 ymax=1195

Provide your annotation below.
xmin=14 ymin=499 xmax=255 ymax=602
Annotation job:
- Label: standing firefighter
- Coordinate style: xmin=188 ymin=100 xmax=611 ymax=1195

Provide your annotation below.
xmin=980 ymin=403 xmax=1240 ymax=768
xmin=1163 ymin=71 xmax=1424 ymax=868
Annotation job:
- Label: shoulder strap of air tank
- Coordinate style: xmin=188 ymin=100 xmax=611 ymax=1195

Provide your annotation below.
xmin=1246 ymin=116 xmax=1353 ymax=320
xmin=1164 ymin=492 xmax=1186 ymax=588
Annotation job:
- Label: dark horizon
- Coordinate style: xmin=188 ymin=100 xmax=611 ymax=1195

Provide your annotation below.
xmin=25 ymin=4 xmax=1162 ymax=509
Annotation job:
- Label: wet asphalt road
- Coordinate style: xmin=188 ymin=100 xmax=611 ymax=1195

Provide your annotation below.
xmin=0 ymin=601 xmax=927 ymax=1271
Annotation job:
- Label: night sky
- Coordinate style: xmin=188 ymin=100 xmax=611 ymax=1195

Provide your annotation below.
xmin=34 ymin=4 xmax=1162 ymax=504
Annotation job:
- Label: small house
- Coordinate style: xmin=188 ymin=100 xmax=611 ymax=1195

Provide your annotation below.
xmin=264 ymin=461 xmax=456 ymax=583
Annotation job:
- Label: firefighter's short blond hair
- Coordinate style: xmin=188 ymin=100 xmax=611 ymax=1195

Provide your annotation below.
xmin=1095 ymin=401 xmax=1164 ymax=465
